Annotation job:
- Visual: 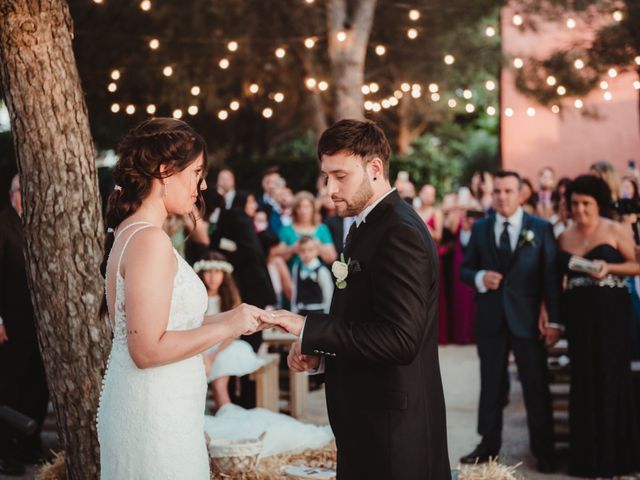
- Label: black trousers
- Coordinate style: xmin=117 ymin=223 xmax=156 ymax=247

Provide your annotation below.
xmin=476 ymin=329 xmax=554 ymax=457
xmin=0 ymin=340 xmax=49 ymax=457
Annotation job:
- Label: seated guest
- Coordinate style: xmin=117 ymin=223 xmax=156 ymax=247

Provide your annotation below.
xmin=536 ymin=166 xmax=556 ymax=220
xmin=291 ymin=236 xmax=334 ymax=315
xmin=279 ymin=191 xmax=337 ymax=267
xmin=195 ymin=252 xmax=266 ymax=411
xmin=558 ymin=175 xmax=640 ymax=478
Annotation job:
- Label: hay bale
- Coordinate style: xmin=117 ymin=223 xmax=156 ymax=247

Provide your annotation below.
xmin=457 ymin=458 xmax=523 ymax=480
xmin=36 ymin=452 xmax=66 ymax=480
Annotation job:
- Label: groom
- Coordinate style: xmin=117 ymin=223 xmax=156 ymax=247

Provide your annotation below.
xmin=267 ymin=120 xmax=450 ymax=479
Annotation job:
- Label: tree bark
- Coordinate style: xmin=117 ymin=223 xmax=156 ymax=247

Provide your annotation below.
xmin=326 ymin=0 xmax=377 ymax=120
xmin=0 ymin=1 xmax=109 ymax=479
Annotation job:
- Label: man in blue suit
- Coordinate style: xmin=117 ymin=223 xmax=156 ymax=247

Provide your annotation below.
xmin=459 ymin=170 xmax=561 ymax=473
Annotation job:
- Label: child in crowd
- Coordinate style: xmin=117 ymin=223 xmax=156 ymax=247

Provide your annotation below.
xmin=194 ymin=251 xmax=265 ymax=411
xmin=290 ymin=236 xmax=334 ymax=315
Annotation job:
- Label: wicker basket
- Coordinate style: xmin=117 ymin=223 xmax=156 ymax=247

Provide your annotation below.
xmin=208 ymin=432 xmax=266 ymax=476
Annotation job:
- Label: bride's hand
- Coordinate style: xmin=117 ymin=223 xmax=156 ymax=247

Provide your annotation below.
xmin=259 ymin=310 xmax=305 ymax=337
xmin=226 ymin=303 xmax=264 ymax=337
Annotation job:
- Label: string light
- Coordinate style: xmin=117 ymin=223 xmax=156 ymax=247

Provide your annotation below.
xmin=444 ymin=54 xmax=455 ymax=65
xmin=401 ymin=83 xmax=411 ymax=92
xmin=603 ymin=91 xmax=613 ymax=101
xmin=305 ymin=78 xmax=317 ymax=89
xmin=318 ymin=81 xmax=329 ymax=91
xmin=146 ymin=104 xmax=156 ymax=114
xmin=190 ymin=86 xmax=201 ymax=96
xmin=218 ymin=110 xmax=229 ymax=120
xmin=389 ymin=97 xmax=399 ymax=106
xmin=557 ymin=85 xmax=566 ymax=95
xmin=304 ymin=38 xmax=315 ymax=49
xmin=275 ymin=48 xmax=286 ymax=59
xmin=110 ymin=69 xmax=121 ymax=80
xmin=162 ymin=66 xmax=173 ymax=77
xmin=262 ymin=108 xmax=273 ymax=118
xmin=375 ymin=45 xmax=386 ymax=56
xmin=393 ymin=90 xmax=403 ymax=99
xmin=409 ymin=9 xmax=420 ymax=21
xmin=448 ymin=99 xmax=457 ymax=108
xmin=188 ymin=105 xmax=198 ymax=115
xmin=463 ymin=89 xmax=473 ymax=99
xmin=633 ymin=81 xmax=640 ymax=90
xmin=149 ymin=38 xmax=159 ymax=50
xmin=566 ymin=18 xmax=576 ymax=29
xmin=361 ymin=85 xmax=371 ymax=95
xmin=574 ymin=99 xmax=583 ymax=109
xmin=140 ymin=0 xmax=151 ymax=11
xmin=612 ymin=10 xmax=623 ymax=22
xmin=599 ymin=80 xmax=608 ymax=90
xmin=93 ymin=0 xmax=104 ymax=4
xmin=512 ymin=14 xmax=523 ymax=26
xmin=304 ymin=0 xmax=314 ymax=4
xmin=126 ymin=104 xmax=136 ymax=115
xmin=546 ymin=75 xmax=556 ymax=86
xmin=227 ymin=41 xmax=238 ymax=52
xmin=274 ymin=92 xmax=285 ymax=103
xmin=487 ymin=106 xmax=496 ymax=115
xmin=407 ymin=28 xmax=418 ymax=40
xmin=336 ymin=31 xmax=347 ymax=42
xmin=551 ymin=105 xmax=560 ymax=113
xmin=107 ymin=82 xmax=117 ymax=92
xmin=173 ymin=109 xmax=183 ymax=119
xmin=219 ymin=58 xmax=230 ymax=69
xmin=505 ymin=108 xmax=514 ymax=117
xmin=513 ymin=57 xmax=524 ymax=68
xmin=110 ymin=103 xmax=120 ymax=113
xmin=372 ymin=103 xmax=382 ymax=112
xmin=431 ymin=93 xmax=440 ymax=102
xmin=485 ymin=80 xmax=496 ymax=91
xmin=527 ymin=107 xmax=536 ymax=116
xmin=428 ymin=83 xmax=439 ymax=93
xmin=382 ymin=99 xmax=391 ymax=109
xmin=370 ymin=82 xmax=380 ymax=93
xmin=574 ymin=59 xmax=584 ymax=69
xmin=364 ymin=101 xmax=373 ymax=111
xmin=485 ymin=26 xmax=496 ymax=37
xmin=411 ymin=89 xmax=421 ymax=98
xmin=465 ymin=103 xmax=475 ymax=113
xmin=635 ymin=56 xmax=640 ymax=66
xmin=229 ymin=101 xmax=240 ymax=111
xmin=608 ymin=68 xmax=618 ymax=78
xmin=249 ymin=83 xmax=260 ymax=94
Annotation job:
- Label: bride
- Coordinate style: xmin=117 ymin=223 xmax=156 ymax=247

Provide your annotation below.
xmin=96 ymin=118 xmax=264 ymax=479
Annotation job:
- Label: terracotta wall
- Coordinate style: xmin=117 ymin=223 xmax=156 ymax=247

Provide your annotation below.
xmin=500 ymin=7 xmax=640 ymax=182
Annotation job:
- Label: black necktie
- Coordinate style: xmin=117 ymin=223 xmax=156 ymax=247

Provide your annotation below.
xmin=498 ymin=221 xmax=512 ymax=260
xmin=343 ymin=221 xmax=358 ymax=252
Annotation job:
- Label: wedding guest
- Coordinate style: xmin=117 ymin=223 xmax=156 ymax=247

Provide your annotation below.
xmin=258 ymin=167 xmax=284 ymax=233
xmin=590 ymin=160 xmax=620 ymax=202
xmin=520 ymin=178 xmax=537 ymax=215
xmin=279 ymin=191 xmax=337 ymax=267
xmin=0 ymin=175 xmax=49 ymax=475
xmin=471 ymin=171 xmax=494 ymax=212
xmin=536 ymin=166 xmax=556 ymax=220
xmin=195 ymin=252 xmax=266 ymax=412
xmin=290 ymin=236 xmax=334 ymax=315
xmin=253 ymin=208 xmax=270 ymax=233
xmin=216 ymin=168 xmax=238 ymax=209
xmin=416 ymin=184 xmax=444 ymax=244
xmin=258 ymin=229 xmax=292 ymax=309
xmin=558 ymin=175 xmax=640 ymax=477
xmin=460 ymin=170 xmax=559 ymax=473
xmin=551 ymin=177 xmax=572 ymax=237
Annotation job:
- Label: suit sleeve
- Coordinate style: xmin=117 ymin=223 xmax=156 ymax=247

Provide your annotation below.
xmin=460 ymin=222 xmax=482 ymax=287
xmin=0 ymin=224 xmax=5 ymax=323
xmin=541 ymin=222 xmax=561 ymax=326
xmin=301 ymin=224 xmax=432 ymax=366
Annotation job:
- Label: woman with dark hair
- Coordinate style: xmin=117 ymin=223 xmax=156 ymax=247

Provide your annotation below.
xmin=97 ymin=118 xmax=264 ymax=479
xmin=519 ymin=178 xmax=537 ymax=215
xmin=558 ymin=174 xmax=640 ymax=478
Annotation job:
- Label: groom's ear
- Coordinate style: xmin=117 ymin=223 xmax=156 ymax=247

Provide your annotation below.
xmin=367 ymin=157 xmax=385 ymax=181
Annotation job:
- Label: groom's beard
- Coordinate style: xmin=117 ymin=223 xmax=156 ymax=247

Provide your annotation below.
xmin=335 ymin=175 xmax=374 ymax=217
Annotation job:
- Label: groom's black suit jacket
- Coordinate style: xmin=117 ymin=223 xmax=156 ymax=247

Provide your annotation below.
xmin=302 ymin=191 xmax=451 ymax=480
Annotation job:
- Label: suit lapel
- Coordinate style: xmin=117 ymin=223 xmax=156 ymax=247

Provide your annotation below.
xmin=505 ymin=213 xmax=533 ymax=271
xmin=486 ymin=215 xmax=500 ymax=266
xmin=344 ymin=191 xmax=397 ymax=259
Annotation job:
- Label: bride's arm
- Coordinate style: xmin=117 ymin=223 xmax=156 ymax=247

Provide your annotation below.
xmin=122 ymin=229 xmax=260 ymax=369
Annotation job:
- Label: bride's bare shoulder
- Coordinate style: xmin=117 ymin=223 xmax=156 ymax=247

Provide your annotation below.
xmin=124 ymin=226 xmax=174 ymax=265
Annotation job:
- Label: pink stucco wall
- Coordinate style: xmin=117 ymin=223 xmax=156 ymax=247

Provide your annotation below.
xmin=500 ymin=8 xmax=640 ymax=181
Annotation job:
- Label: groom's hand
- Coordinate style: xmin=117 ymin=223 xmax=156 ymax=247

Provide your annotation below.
xmin=260 ymin=310 xmax=305 ymax=337
xmin=287 ymin=340 xmax=320 ymax=373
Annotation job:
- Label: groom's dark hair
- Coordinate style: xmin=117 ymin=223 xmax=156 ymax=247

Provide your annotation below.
xmin=318 ymin=119 xmax=391 ymax=179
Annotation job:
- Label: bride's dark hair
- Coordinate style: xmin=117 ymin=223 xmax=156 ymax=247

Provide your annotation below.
xmin=100 ymin=118 xmax=208 ymax=314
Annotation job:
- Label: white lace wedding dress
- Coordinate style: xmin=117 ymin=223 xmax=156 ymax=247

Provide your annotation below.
xmin=97 ymin=222 xmax=210 ymax=479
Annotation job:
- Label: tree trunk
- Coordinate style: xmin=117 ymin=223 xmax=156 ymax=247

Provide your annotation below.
xmin=326 ymin=0 xmax=377 ymax=120
xmin=0 ymin=1 xmax=110 ymax=479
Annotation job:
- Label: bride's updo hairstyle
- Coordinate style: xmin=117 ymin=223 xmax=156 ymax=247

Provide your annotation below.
xmin=100 ymin=118 xmax=208 ymax=280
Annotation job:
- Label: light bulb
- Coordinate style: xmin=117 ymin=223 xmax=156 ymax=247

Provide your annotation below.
xmin=305 ymin=78 xmax=317 ymax=89
xmin=546 ymin=76 xmax=556 ymax=86
xmin=107 ymin=82 xmax=117 ymax=92
xmin=428 ymin=83 xmax=439 ymax=93
xmin=401 ymin=83 xmax=411 ymax=92
xmin=249 ymin=83 xmax=260 ymax=94
xmin=551 ymin=105 xmax=560 ymax=113
xmin=608 ymin=68 xmax=618 ymax=78
xmin=111 ymin=69 xmax=121 ymax=80
xmin=612 ymin=10 xmax=623 ymax=22
xmin=262 ymin=108 xmax=273 ymax=119
xmin=465 ymin=103 xmax=475 ymax=113
xmin=485 ymin=26 xmax=496 ymax=37
xmin=229 ymin=101 xmax=240 ymax=111
xmin=336 ymin=31 xmax=347 ymax=42
xmin=485 ymin=80 xmax=496 ymax=91
xmin=375 ymin=45 xmax=386 ymax=56
xmin=603 ymin=91 xmax=613 ymax=101
xmin=275 ymin=48 xmax=286 ymax=59
xmin=599 ymin=81 xmax=609 ymax=90
xmin=126 ymin=104 xmax=136 ymax=115
xmin=463 ymin=89 xmax=473 ymax=99
xmin=527 ymin=107 xmax=536 ymax=116
xmin=274 ymin=92 xmax=285 ymax=103
xmin=370 ymin=82 xmax=379 ymax=93
xmin=188 ymin=105 xmax=198 ymax=115
xmin=431 ymin=93 xmax=440 ymax=102
xmin=505 ymin=107 xmax=514 ymax=117
xmin=146 ymin=104 xmax=156 ymax=115
xmin=409 ymin=9 xmax=420 ymax=21
xmin=512 ymin=14 xmax=523 ymax=26
xmin=140 ymin=0 xmax=151 ymax=11
xmin=318 ymin=81 xmax=329 ymax=91
xmin=172 ymin=109 xmax=183 ymax=119
xmin=448 ymin=99 xmax=457 ymax=108
xmin=110 ymin=103 xmax=120 ymax=113
xmin=304 ymin=38 xmax=315 ymax=49
xmin=162 ymin=66 xmax=173 ymax=77
xmin=574 ymin=59 xmax=584 ymax=70
xmin=191 ymin=86 xmax=201 ymax=96
xmin=361 ymin=85 xmax=370 ymax=95
xmin=574 ymin=99 xmax=583 ymax=109
xmin=218 ymin=110 xmax=229 ymax=120
xmin=566 ymin=18 xmax=576 ymax=29
xmin=513 ymin=58 xmax=524 ymax=69
xmin=149 ymin=38 xmax=160 ymax=50
xmin=487 ymin=106 xmax=496 ymax=116
xmin=557 ymin=86 xmax=566 ymax=95
xmin=219 ymin=58 xmax=230 ymax=69
xmin=407 ymin=28 xmax=418 ymax=40
xmin=444 ymin=54 xmax=455 ymax=65
xmin=227 ymin=41 xmax=238 ymax=52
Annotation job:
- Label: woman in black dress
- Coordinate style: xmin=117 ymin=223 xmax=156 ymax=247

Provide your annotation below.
xmin=558 ymin=175 xmax=640 ymax=478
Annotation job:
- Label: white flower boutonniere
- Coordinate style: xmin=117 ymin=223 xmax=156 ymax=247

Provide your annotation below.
xmin=518 ymin=229 xmax=536 ymax=248
xmin=331 ymin=253 xmax=350 ymax=289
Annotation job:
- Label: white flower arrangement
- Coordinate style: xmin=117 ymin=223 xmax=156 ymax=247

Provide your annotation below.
xmin=518 ymin=229 xmax=536 ymax=248
xmin=193 ymin=259 xmax=234 ymax=274
xmin=331 ymin=253 xmax=350 ymax=289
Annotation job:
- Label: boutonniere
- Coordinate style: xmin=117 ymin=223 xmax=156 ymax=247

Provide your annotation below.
xmin=518 ymin=229 xmax=536 ymax=248
xmin=331 ymin=253 xmax=350 ymax=289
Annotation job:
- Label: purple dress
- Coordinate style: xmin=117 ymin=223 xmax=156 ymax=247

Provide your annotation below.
xmin=451 ymin=228 xmax=476 ymax=344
